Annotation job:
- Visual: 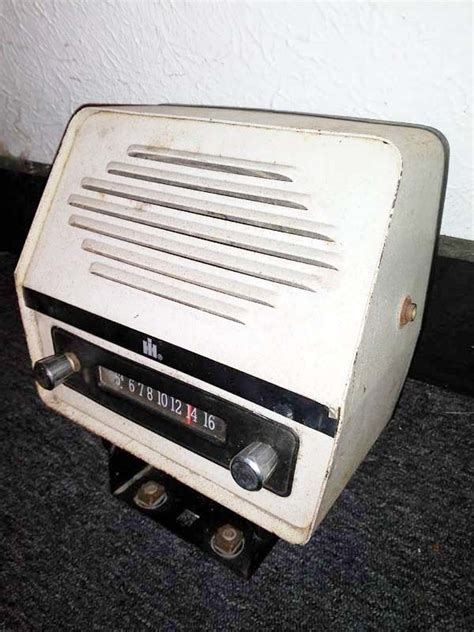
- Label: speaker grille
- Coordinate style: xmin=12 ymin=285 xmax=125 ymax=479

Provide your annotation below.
xmin=68 ymin=143 xmax=339 ymax=323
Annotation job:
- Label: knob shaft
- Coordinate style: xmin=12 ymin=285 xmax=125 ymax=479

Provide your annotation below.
xmin=230 ymin=442 xmax=278 ymax=491
xmin=33 ymin=352 xmax=80 ymax=390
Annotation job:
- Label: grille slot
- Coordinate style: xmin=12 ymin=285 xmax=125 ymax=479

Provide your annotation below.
xmin=71 ymin=189 xmax=332 ymax=240
xmin=69 ymin=133 xmax=341 ymax=324
xmin=127 ymin=145 xmax=294 ymax=182
xmin=82 ymin=239 xmax=276 ymax=307
xmin=90 ymin=262 xmax=247 ymax=324
xmin=70 ymin=195 xmax=336 ymax=269
xmin=69 ymin=214 xmax=320 ymax=290
xmin=105 ymin=162 xmax=309 ymax=209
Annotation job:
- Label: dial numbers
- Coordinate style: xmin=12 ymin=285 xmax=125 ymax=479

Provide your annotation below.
xmin=98 ymin=366 xmax=226 ymax=443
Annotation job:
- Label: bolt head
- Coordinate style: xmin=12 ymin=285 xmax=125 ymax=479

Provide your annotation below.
xmin=400 ymin=296 xmax=417 ymax=327
xmin=222 ymin=527 xmax=238 ymax=542
xmin=212 ymin=524 xmax=244 ymax=558
xmin=142 ymin=481 xmax=161 ymax=496
xmin=134 ymin=480 xmax=167 ymax=510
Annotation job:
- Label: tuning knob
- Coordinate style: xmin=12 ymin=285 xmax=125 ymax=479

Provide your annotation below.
xmin=33 ymin=352 xmax=80 ymax=390
xmin=230 ymin=442 xmax=278 ymax=491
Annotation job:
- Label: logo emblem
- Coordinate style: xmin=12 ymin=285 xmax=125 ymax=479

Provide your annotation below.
xmin=142 ymin=337 xmax=163 ymax=361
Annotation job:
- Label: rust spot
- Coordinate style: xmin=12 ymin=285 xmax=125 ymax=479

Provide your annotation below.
xmin=399 ymin=295 xmax=417 ymax=327
xmin=211 ymin=524 xmax=245 ymax=558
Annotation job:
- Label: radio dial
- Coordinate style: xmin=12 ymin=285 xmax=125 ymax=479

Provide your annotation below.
xmin=230 ymin=442 xmax=278 ymax=491
xmin=33 ymin=352 xmax=80 ymax=390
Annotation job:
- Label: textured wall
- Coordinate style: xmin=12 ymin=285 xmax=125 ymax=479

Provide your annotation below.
xmin=0 ymin=0 xmax=472 ymax=238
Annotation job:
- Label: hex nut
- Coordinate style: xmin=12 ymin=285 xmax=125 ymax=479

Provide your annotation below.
xmin=133 ymin=480 xmax=167 ymax=510
xmin=211 ymin=524 xmax=245 ymax=558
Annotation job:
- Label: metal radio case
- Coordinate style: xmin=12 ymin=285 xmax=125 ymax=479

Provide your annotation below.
xmin=16 ymin=106 xmax=448 ymax=545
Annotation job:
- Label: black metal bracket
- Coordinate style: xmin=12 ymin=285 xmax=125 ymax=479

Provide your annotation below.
xmin=106 ymin=443 xmax=278 ymax=579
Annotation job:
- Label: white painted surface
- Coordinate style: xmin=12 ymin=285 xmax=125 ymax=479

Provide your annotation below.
xmin=22 ymin=106 xmax=403 ymax=408
xmin=16 ymin=106 xmax=446 ymax=542
xmin=0 ymin=1 xmax=471 ymax=238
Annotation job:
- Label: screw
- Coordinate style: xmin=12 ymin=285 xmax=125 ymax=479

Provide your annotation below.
xmin=133 ymin=480 xmax=167 ymax=510
xmin=399 ymin=296 xmax=417 ymax=327
xmin=211 ymin=524 xmax=245 ymax=558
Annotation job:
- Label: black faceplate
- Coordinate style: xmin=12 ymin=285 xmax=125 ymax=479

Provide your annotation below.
xmin=24 ymin=288 xmax=337 ymax=437
xmin=53 ymin=327 xmax=299 ymax=496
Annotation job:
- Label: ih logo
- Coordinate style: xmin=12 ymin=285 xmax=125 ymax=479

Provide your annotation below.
xmin=142 ymin=337 xmax=163 ymax=361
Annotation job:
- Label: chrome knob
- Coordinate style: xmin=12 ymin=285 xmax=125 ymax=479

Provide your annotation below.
xmin=230 ymin=442 xmax=278 ymax=491
xmin=33 ymin=352 xmax=80 ymax=390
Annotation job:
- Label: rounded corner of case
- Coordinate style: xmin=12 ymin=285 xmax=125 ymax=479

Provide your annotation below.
xmin=412 ymin=124 xmax=450 ymax=166
xmin=67 ymin=104 xmax=105 ymax=132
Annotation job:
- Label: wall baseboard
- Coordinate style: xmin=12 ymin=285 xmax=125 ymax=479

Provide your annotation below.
xmin=2 ymin=160 xmax=472 ymax=398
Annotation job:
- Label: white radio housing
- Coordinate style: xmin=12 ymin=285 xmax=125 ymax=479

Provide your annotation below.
xmin=16 ymin=106 xmax=447 ymax=544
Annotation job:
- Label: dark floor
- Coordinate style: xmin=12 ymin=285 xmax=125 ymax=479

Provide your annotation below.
xmin=1 ymin=253 xmax=473 ymax=631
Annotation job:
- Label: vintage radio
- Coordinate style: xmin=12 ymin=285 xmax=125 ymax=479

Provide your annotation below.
xmin=16 ymin=106 xmax=447 ymax=576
